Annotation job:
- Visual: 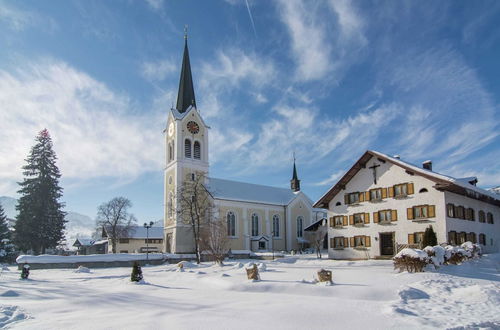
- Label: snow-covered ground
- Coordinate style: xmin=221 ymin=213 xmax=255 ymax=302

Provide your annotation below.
xmin=1 ymin=254 xmax=499 ymax=329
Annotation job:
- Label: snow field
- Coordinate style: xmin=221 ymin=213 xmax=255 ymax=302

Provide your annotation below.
xmin=0 ymin=254 xmax=499 ymax=329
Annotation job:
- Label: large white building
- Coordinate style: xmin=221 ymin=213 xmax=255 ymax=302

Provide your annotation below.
xmin=163 ymin=35 xmax=325 ymax=254
xmin=314 ymin=150 xmax=500 ymax=259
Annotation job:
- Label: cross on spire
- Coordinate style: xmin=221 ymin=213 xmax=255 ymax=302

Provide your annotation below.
xmin=369 ymin=163 xmax=380 ymax=184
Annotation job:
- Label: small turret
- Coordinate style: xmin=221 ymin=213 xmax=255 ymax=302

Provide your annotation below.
xmin=290 ymin=157 xmax=300 ymax=192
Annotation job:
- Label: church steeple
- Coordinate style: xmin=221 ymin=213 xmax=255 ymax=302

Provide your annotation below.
xmin=176 ymin=28 xmax=196 ymax=113
xmin=290 ymin=155 xmax=301 ymax=192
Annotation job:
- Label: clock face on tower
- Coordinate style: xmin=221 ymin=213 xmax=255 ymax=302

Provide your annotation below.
xmin=168 ymin=122 xmax=174 ymax=137
xmin=187 ymin=121 xmax=200 ymax=134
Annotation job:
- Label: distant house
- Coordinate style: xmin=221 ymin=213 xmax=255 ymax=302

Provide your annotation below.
xmin=72 ymin=238 xmax=108 ymax=255
xmin=102 ymin=226 xmax=164 ymax=254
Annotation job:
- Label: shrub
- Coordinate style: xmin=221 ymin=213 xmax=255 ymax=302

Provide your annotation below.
xmin=444 ymin=246 xmax=467 ymax=265
xmin=422 ymin=226 xmax=438 ymax=247
xmin=461 ymin=241 xmax=481 ymax=259
xmin=424 ymin=245 xmax=445 ymax=268
xmin=393 ymin=248 xmax=429 ymax=273
xmin=130 ymin=261 xmax=143 ymax=282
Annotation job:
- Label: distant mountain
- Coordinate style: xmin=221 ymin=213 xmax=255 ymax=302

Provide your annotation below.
xmin=0 ymin=196 xmax=96 ymax=245
xmin=488 ymin=186 xmax=500 ymax=195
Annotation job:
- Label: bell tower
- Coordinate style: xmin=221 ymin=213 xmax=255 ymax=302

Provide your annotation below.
xmin=290 ymin=155 xmax=301 ymax=192
xmin=164 ymin=29 xmax=209 ymax=253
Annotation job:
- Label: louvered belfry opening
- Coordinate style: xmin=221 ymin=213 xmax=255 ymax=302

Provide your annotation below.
xmin=194 ymin=141 xmax=201 ymax=159
xmin=185 ymin=139 xmax=192 ymax=158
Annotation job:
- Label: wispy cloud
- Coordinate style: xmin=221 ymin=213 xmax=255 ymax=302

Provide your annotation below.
xmin=144 ymin=0 xmax=164 ymax=11
xmin=141 ymin=59 xmax=176 ymax=81
xmin=0 ymin=59 xmax=163 ymax=196
xmin=0 ymin=1 xmax=31 ymax=30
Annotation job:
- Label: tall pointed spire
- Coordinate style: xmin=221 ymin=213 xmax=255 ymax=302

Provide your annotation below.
xmin=176 ymin=26 xmax=196 ymax=113
xmin=290 ymin=153 xmax=301 ymax=192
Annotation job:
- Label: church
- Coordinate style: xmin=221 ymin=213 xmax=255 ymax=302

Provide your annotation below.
xmin=163 ymin=36 xmax=325 ymax=254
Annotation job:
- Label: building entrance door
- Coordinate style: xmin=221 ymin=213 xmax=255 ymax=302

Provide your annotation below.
xmin=379 ymin=232 xmax=394 ymax=256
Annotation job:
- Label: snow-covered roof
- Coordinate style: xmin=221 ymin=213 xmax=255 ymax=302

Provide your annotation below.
xmin=125 ymin=226 xmax=164 ymax=239
xmin=73 ymin=238 xmax=94 ymax=247
xmin=206 ymin=177 xmax=298 ymax=206
xmin=314 ymin=150 xmax=500 ymax=208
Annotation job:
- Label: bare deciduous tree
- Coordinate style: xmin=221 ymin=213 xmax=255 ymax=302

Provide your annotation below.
xmin=201 ymin=218 xmax=229 ymax=266
xmin=305 ymin=220 xmax=328 ymax=259
xmin=177 ymin=173 xmax=214 ymax=264
xmin=96 ymin=197 xmax=136 ymax=253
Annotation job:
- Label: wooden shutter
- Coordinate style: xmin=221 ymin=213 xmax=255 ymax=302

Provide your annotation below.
xmin=373 ymin=212 xmax=379 ymax=223
xmin=349 ymin=215 xmax=354 ymax=225
xmin=391 ymin=210 xmax=398 ymax=221
xmin=428 ymin=205 xmax=435 ymax=218
xmin=365 ymin=236 xmax=371 ymax=247
xmin=344 ymin=237 xmax=349 ymax=248
xmin=344 ymin=194 xmax=349 ymax=204
xmin=407 ymin=207 xmax=414 ymax=220
xmin=330 ymin=238 xmax=334 ymax=248
xmin=407 ymin=183 xmax=414 ymax=195
xmin=388 ymin=186 xmax=394 ymax=197
xmin=350 ymin=237 xmax=355 ymax=247
xmin=365 ymin=191 xmax=370 ymax=201
xmin=359 ymin=192 xmax=365 ymax=202
xmin=342 ymin=216 xmax=348 ymax=226
xmin=408 ymin=233 xmax=415 ymax=244
xmin=364 ymin=213 xmax=370 ymax=224
xmin=382 ymin=188 xmax=387 ymax=199
xmin=329 ymin=217 xmax=333 ymax=227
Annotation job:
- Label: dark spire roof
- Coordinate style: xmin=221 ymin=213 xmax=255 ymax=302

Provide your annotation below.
xmin=176 ymin=34 xmax=196 ymax=113
xmin=290 ymin=156 xmax=301 ymax=192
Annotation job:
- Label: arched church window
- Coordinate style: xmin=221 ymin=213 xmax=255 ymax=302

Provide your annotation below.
xmin=227 ymin=211 xmax=236 ymax=236
xmin=185 ymin=139 xmax=192 ymax=158
xmin=251 ymin=213 xmax=259 ymax=236
xmin=296 ymin=216 xmax=303 ymax=238
xmin=168 ymin=141 xmax=174 ymax=162
xmin=167 ymin=192 xmax=174 ymax=218
xmin=272 ymin=215 xmax=280 ymax=237
xmin=194 ymin=141 xmax=201 ymax=160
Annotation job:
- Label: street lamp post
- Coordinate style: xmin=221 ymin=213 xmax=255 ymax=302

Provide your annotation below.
xmin=144 ymin=221 xmax=154 ymax=263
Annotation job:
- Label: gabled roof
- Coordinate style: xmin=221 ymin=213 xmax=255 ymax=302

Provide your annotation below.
xmin=304 ymin=218 xmax=327 ymax=232
xmin=314 ymin=150 xmax=500 ymax=208
xmin=169 ymin=106 xmax=210 ymax=129
xmin=73 ymin=238 xmax=94 ymax=247
xmin=102 ymin=226 xmax=164 ymax=239
xmin=206 ymin=177 xmax=298 ymax=206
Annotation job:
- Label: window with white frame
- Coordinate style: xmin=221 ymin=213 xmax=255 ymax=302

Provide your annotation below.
xmin=414 ymin=205 xmax=428 ymax=219
xmin=333 ymin=237 xmax=344 ymax=249
xmin=370 ymin=188 xmax=382 ymax=200
xmin=378 ymin=210 xmax=392 ymax=222
xmin=394 ymin=183 xmax=407 ymax=197
xmin=296 ymin=216 xmax=303 ymax=238
xmin=227 ymin=211 xmax=236 ymax=236
xmin=334 ymin=216 xmax=343 ymax=227
xmin=251 ymin=213 xmax=259 ymax=236
xmin=348 ymin=192 xmax=359 ymax=204
xmin=272 ymin=215 xmax=280 ymax=237
xmin=354 ymin=236 xmax=365 ymax=247
xmin=353 ymin=213 xmax=364 ymax=225
xmin=184 ymin=139 xmax=192 ymax=158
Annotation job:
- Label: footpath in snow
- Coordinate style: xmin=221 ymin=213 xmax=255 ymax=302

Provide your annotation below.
xmin=1 ymin=254 xmax=499 ymax=329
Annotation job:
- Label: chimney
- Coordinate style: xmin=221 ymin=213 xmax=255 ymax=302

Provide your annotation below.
xmin=422 ymin=160 xmax=432 ymax=171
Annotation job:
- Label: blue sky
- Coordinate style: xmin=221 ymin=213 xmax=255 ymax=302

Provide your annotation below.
xmin=0 ymin=0 xmax=499 ymax=223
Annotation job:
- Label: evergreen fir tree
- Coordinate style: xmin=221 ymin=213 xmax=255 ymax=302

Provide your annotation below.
xmin=0 ymin=204 xmax=15 ymax=263
xmin=14 ymin=129 xmax=67 ymax=255
xmin=422 ymin=225 xmax=438 ymax=247
xmin=130 ymin=261 xmax=143 ymax=282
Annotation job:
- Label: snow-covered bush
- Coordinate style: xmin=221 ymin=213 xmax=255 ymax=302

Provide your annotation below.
xmin=444 ymin=246 xmax=467 ymax=265
xmin=423 ymin=246 xmax=445 ymax=268
xmin=74 ymin=266 xmax=91 ymax=273
xmin=393 ymin=248 xmax=429 ymax=273
xmin=461 ymin=241 xmax=481 ymax=259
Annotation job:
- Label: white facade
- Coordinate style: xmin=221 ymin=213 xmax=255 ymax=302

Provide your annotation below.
xmin=315 ymin=151 xmax=500 ymax=259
